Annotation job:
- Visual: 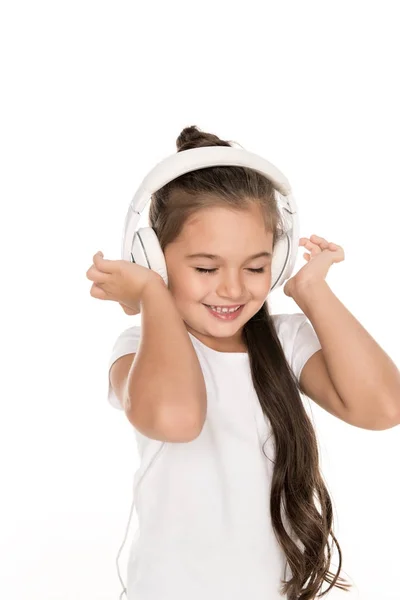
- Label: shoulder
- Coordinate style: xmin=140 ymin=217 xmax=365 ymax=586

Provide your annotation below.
xmin=271 ymin=313 xmax=322 ymax=381
xmin=110 ymin=324 xmax=141 ymax=347
xmin=108 ymin=325 xmax=142 ymax=370
xmin=271 ymin=312 xmax=310 ymax=342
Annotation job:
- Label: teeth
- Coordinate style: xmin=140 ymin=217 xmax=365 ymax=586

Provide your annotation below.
xmin=209 ymin=305 xmax=240 ymax=313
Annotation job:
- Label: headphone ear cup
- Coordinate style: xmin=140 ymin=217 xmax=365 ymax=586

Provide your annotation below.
xmin=269 ymin=190 xmax=299 ymax=293
xmin=131 ymin=227 xmax=169 ymax=286
xmin=270 ymin=235 xmax=290 ymax=292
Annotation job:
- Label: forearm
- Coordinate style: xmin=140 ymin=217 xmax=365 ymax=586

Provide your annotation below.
xmin=126 ymin=276 xmax=207 ymax=433
xmin=291 ymin=281 xmax=400 ymax=422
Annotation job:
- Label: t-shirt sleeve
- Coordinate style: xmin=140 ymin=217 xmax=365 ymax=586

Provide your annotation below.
xmin=290 ymin=313 xmax=322 ymax=382
xmin=107 ymin=325 xmax=142 ymax=410
xmin=273 ymin=313 xmax=322 ymax=384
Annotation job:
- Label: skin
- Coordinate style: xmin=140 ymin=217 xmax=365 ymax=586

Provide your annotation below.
xmin=163 ymin=203 xmax=274 ymax=353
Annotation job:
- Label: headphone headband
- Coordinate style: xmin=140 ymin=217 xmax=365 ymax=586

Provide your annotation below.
xmin=121 ymin=146 xmax=298 ymax=263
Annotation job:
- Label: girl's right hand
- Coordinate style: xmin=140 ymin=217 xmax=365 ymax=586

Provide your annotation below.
xmin=119 ymin=302 xmax=140 ymax=316
xmin=86 ymin=251 xmax=164 ymax=314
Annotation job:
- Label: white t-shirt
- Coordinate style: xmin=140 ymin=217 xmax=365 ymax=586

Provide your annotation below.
xmin=107 ymin=313 xmax=322 ymax=600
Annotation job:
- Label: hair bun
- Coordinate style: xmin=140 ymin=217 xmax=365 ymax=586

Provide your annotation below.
xmin=176 ymin=125 xmax=231 ymax=152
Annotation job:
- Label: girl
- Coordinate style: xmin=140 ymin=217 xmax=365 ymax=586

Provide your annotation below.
xmin=86 ymin=126 xmax=400 ymax=600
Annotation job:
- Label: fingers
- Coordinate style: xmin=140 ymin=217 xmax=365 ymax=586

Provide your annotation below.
xmin=310 ymin=234 xmax=339 ymax=248
xmin=86 ymin=266 xmax=109 ymax=285
xmin=90 ymin=283 xmax=108 ymax=300
xmin=93 ymin=251 xmax=114 ymax=274
xmin=302 ymin=235 xmax=339 ymax=251
xmin=87 ymin=251 xmax=116 ymax=302
xmin=299 ymin=237 xmax=321 ymax=255
xmin=86 ymin=251 xmax=112 ymax=283
xmin=309 ymin=234 xmax=330 ymax=249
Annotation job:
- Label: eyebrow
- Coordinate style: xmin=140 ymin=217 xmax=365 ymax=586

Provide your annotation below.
xmin=185 ymin=251 xmax=272 ymax=261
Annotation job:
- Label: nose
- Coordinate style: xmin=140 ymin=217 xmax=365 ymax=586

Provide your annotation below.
xmin=216 ymin=270 xmax=246 ymax=301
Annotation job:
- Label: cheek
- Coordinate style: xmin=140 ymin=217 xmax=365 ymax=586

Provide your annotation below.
xmin=262 ymin=271 xmax=272 ymax=286
xmin=185 ymin=275 xmax=209 ymax=298
xmin=252 ymin=274 xmax=272 ymax=297
xmin=169 ymin=272 xmax=205 ymax=300
xmin=173 ymin=270 xmax=271 ymax=298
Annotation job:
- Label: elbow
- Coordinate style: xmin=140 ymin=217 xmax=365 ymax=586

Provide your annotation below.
xmin=158 ymin=402 xmax=207 ymax=443
xmin=383 ymin=406 xmax=400 ymax=430
xmin=367 ymin=406 xmax=400 ymax=431
xmin=379 ymin=392 xmax=400 ymax=430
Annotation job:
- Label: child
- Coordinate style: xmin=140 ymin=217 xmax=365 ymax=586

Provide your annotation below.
xmin=87 ymin=126 xmax=400 ymax=600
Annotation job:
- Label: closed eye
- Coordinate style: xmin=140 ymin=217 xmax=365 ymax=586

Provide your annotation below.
xmin=194 ymin=267 xmax=265 ymax=274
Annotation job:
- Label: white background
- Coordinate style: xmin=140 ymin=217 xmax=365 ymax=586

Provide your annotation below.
xmin=1 ymin=1 xmax=399 ymax=599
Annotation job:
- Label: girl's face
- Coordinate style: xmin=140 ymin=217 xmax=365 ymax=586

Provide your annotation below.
xmin=163 ymin=204 xmax=274 ymax=353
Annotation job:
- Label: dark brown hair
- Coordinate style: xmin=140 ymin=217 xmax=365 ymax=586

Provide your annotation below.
xmin=148 ymin=125 xmax=352 ymax=599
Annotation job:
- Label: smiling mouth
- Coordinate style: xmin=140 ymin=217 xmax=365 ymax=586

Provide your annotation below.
xmin=203 ymin=304 xmax=246 ymax=320
xmin=204 ymin=304 xmax=244 ymax=309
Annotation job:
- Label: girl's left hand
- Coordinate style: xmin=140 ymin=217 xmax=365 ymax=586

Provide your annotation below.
xmin=283 ymin=234 xmax=345 ymax=298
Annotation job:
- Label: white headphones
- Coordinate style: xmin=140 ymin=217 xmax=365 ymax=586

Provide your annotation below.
xmin=121 ymin=146 xmax=300 ymax=293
